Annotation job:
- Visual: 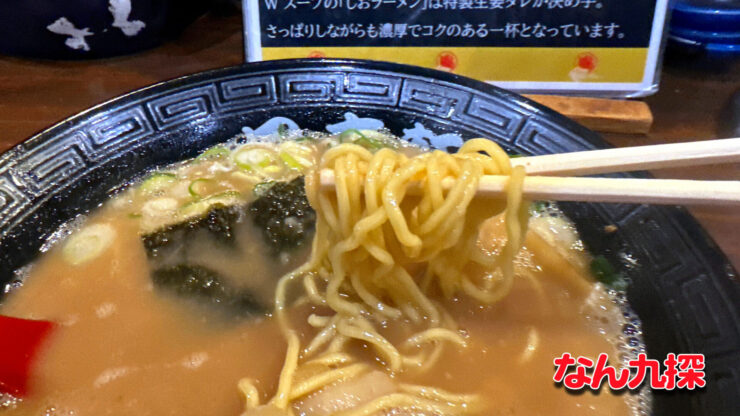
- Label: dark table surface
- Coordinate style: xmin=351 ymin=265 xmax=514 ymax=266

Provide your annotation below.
xmin=1 ymin=13 xmax=738 ymax=270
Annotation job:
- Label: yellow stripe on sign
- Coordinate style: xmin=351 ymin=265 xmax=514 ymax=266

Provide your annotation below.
xmin=262 ymin=47 xmax=648 ymax=83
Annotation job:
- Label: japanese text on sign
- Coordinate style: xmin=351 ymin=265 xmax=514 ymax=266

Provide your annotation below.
xmin=245 ymin=0 xmax=669 ymax=96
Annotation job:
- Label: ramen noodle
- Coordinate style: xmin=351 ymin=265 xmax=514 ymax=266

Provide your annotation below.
xmin=0 ymin=129 xmax=648 ymax=416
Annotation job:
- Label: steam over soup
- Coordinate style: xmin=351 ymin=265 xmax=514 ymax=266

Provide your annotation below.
xmin=0 ymin=129 xmax=648 ymax=416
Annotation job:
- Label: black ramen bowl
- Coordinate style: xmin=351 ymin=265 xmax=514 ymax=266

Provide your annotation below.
xmin=0 ymin=59 xmax=738 ymax=415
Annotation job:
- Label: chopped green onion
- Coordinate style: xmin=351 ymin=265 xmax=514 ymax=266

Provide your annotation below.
xmin=280 ymin=152 xmax=303 ymax=170
xmin=196 ymin=145 xmax=230 ymax=161
xmin=232 ymin=147 xmax=284 ymax=177
xmin=253 ymin=181 xmax=276 ymax=198
xmin=354 ymin=136 xmax=382 ymax=150
xmin=339 ymin=129 xmax=366 ymax=143
xmin=188 ymin=178 xmax=213 ymax=199
xmin=529 ymin=201 xmax=547 ymax=214
xmin=208 ymin=190 xmax=242 ymax=202
xmin=279 ymin=142 xmax=314 ymax=171
xmin=231 ymin=171 xmax=260 ymax=185
xmin=277 ymin=123 xmax=289 ymax=137
xmin=141 ymin=198 xmax=179 ymax=224
xmin=590 ymin=255 xmax=628 ymax=290
xmin=140 ymin=172 xmax=176 ymax=195
xmin=295 ymin=136 xmax=314 ymax=142
xmin=339 ymin=129 xmax=383 ymax=150
xmin=179 ymin=191 xmax=243 ymax=219
xmin=62 ymin=223 xmax=117 ymax=266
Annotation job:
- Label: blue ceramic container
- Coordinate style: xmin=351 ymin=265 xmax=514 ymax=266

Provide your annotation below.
xmin=0 ymin=0 xmax=207 ymax=59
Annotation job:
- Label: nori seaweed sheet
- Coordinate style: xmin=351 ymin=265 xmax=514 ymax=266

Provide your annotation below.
xmin=142 ymin=204 xmax=242 ymax=261
xmin=249 ymin=176 xmax=316 ymax=255
xmin=151 ymin=265 xmax=265 ymax=318
xmin=140 ymin=176 xmax=316 ymax=318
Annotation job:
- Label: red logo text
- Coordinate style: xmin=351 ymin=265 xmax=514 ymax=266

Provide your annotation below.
xmin=553 ymin=353 xmax=706 ymax=391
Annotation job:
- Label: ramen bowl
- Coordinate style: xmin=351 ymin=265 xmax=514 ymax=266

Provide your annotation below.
xmin=0 ymin=59 xmax=737 ymax=415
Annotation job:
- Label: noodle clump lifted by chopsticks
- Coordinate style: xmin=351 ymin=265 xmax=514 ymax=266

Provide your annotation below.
xmin=239 ymin=138 xmax=529 ymax=415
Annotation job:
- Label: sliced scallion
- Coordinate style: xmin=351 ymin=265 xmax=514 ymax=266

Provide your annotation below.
xmin=339 ymin=129 xmax=383 ymax=150
xmin=280 ymin=152 xmax=303 ymax=170
xmin=140 ymin=172 xmax=176 ymax=195
xmin=590 ymin=255 xmax=628 ymax=290
xmin=62 ymin=223 xmax=117 ymax=266
xmin=188 ymin=178 xmax=214 ymax=199
xmin=279 ymin=141 xmax=314 ymax=170
xmin=196 ymin=145 xmax=230 ymax=161
xmin=253 ymin=181 xmax=276 ymax=198
xmin=179 ymin=191 xmax=243 ymax=219
xmin=232 ymin=147 xmax=283 ymax=177
xmin=529 ymin=201 xmax=547 ymax=214
xmin=277 ymin=123 xmax=289 ymax=137
xmin=354 ymin=136 xmax=382 ymax=150
xmin=339 ymin=128 xmax=366 ymax=143
xmin=141 ymin=198 xmax=179 ymax=219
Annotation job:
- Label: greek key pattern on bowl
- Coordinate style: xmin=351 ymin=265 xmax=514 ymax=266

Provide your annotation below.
xmin=2 ymin=69 xmax=552 ymax=225
xmin=0 ymin=171 xmax=30 ymax=229
xmin=86 ymin=106 xmax=154 ymax=160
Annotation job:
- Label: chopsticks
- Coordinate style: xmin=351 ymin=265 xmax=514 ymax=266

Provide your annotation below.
xmin=465 ymin=176 xmax=740 ymax=205
xmin=319 ymin=138 xmax=740 ymax=206
xmin=515 ymin=137 xmax=740 ymax=176
xmin=319 ymin=171 xmax=740 ymax=206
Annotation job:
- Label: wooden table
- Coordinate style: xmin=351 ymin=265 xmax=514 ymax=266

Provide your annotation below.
xmin=1 ymin=14 xmax=738 ymax=270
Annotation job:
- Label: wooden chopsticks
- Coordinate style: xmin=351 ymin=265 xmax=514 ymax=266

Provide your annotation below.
xmin=472 ymin=176 xmax=740 ymax=206
xmin=514 ymin=137 xmax=740 ymax=176
xmin=319 ymin=138 xmax=740 ymax=206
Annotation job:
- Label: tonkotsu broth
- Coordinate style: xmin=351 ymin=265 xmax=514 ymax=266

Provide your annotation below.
xmin=1 ymin=132 xmax=642 ymax=415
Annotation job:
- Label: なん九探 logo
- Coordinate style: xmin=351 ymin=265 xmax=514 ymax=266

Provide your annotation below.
xmin=553 ymin=352 xmax=706 ymax=390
